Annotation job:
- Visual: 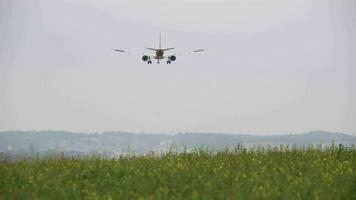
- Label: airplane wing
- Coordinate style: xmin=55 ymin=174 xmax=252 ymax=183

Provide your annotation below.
xmin=163 ymin=49 xmax=207 ymax=58
xmin=112 ymin=49 xmax=130 ymax=54
xmin=113 ymin=49 xmax=125 ymax=52
xmin=175 ymin=49 xmax=207 ymax=56
xmin=112 ymin=49 xmax=142 ymax=56
xmin=193 ymin=49 xmax=205 ymax=53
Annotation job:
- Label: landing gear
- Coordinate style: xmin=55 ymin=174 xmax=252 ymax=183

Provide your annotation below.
xmin=167 ymin=61 xmax=171 ymax=64
xmin=147 ymin=61 xmax=152 ymax=64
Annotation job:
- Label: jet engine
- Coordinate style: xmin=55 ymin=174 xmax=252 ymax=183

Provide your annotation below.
xmin=142 ymin=55 xmax=149 ymax=61
xmin=168 ymin=55 xmax=176 ymax=61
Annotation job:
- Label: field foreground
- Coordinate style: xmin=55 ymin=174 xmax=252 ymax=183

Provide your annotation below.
xmin=1 ymin=147 xmax=355 ymax=199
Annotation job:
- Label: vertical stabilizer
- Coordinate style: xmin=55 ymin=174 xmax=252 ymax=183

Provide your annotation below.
xmin=159 ymin=32 xmax=161 ymax=49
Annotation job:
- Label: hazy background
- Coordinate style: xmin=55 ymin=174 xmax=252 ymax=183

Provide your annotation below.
xmin=0 ymin=0 xmax=355 ymax=134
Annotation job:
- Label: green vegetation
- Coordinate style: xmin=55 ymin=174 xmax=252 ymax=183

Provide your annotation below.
xmin=1 ymin=146 xmax=355 ymax=200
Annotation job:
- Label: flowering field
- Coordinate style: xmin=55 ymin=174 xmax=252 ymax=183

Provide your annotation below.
xmin=1 ymin=146 xmax=355 ymax=199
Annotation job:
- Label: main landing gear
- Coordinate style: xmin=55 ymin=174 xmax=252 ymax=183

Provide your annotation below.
xmin=167 ymin=61 xmax=171 ymax=64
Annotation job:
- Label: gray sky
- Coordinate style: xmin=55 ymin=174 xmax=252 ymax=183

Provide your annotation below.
xmin=0 ymin=0 xmax=355 ymax=134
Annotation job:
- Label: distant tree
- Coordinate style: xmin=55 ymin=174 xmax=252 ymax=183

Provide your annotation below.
xmin=28 ymin=143 xmax=36 ymax=154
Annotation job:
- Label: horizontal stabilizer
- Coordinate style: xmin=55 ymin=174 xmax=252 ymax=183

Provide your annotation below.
xmin=146 ymin=47 xmax=175 ymax=51
xmin=146 ymin=47 xmax=159 ymax=51
xmin=162 ymin=48 xmax=175 ymax=51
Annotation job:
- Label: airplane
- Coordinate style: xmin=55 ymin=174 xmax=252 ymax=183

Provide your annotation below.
xmin=113 ymin=33 xmax=205 ymax=64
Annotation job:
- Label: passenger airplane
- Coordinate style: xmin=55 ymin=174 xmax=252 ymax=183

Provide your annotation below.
xmin=113 ymin=33 xmax=205 ymax=64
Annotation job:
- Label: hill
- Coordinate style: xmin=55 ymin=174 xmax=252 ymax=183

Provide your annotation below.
xmin=1 ymin=130 xmax=355 ymax=157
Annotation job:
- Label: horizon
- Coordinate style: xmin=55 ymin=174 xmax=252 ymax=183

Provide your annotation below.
xmin=2 ymin=129 xmax=355 ymax=157
xmin=1 ymin=129 xmax=355 ymax=137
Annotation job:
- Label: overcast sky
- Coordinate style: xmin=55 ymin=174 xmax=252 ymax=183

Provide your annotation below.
xmin=0 ymin=0 xmax=355 ymax=134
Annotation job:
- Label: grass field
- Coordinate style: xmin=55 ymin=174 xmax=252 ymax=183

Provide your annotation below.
xmin=1 ymin=146 xmax=355 ymax=200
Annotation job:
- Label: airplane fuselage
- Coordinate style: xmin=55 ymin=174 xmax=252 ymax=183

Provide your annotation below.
xmin=154 ymin=49 xmax=164 ymax=60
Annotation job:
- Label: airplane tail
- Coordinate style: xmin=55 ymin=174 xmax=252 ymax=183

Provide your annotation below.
xmin=159 ymin=32 xmax=161 ymax=49
xmin=145 ymin=33 xmax=174 ymax=51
